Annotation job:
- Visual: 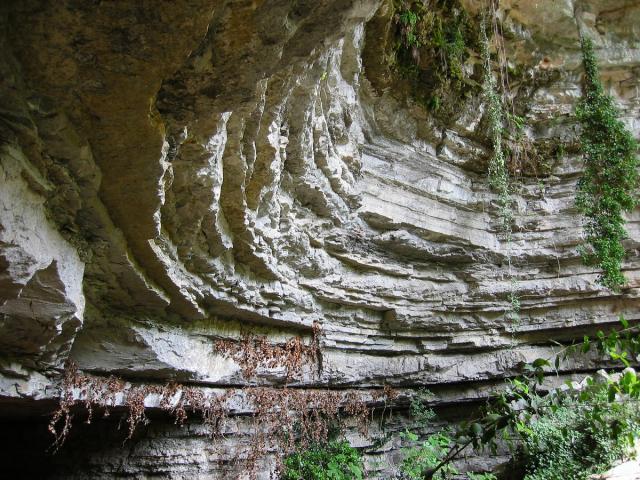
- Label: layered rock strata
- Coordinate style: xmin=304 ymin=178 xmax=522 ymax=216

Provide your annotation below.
xmin=1 ymin=0 xmax=639 ymax=478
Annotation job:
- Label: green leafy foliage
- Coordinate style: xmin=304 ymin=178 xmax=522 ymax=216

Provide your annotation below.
xmin=399 ymin=390 xmax=455 ymax=479
xmin=394 ymin=0 xmax=470 ymax=83
xmin=400 ymin=431 xmax=459 ymax=480
xmin=410 ymin=388 xmax=437 ymax=424
xmin=399 ymin=389 xmax=501 ymax=479
xmin=576 ymin=37 xmax=639 ymax=291
xmin=519 ymin=393 xmax=638 ymax=480
xmin=398 ymin=9 xmax=421 ymax=48
xmin=391 ymin=0 xmax=478 ymax=117
xmin=420 ymin=316 xmax=640 ymax=479
xmin=282 ymin=441 xmax=364 ymax=480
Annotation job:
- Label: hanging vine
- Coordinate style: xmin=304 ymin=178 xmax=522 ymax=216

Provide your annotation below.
xmin=576 ymin=37 xmax=639 ymax=292
xmin=481 ymin=15 xmax=511 ymax=239
xmin=480 ymin=12 xmax=520 ymax=323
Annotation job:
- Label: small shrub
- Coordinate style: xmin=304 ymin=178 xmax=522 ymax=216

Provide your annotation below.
xmin=518 ymin=392 xmax=639 ymax=480
xmin=395 ymin=0 xmax=470 ymax=78
xmin=398 ymin=390 xmax=456 ymax=479
xmin=282 ymin=440 xmax=364 ymax=480
xmin=400 ymin=431 xmax=458 ymax=480
xmin=410 ymin=388 xmax=437 ymax=424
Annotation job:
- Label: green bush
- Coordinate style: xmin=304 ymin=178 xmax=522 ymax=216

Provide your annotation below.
xmin=282 ymin=440 xmax=364 ymax=480
xmin=399 ymin=390 xmax=500 ymax=479
xmin=405 ymin=319 xmax=640 ymax=480
xmin=399 ymin=390 xmax=455 ymax=479
xmin=576 ymin=37 xmax=639 ymax=291
xmin=518 ymin=394 xmax=639 ymax=480
xmin=400 ymin=431 xmax=458 ymax=480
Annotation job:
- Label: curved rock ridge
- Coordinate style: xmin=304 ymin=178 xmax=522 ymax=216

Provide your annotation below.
xmin=0 ymin=0 xmax=639 ymax=478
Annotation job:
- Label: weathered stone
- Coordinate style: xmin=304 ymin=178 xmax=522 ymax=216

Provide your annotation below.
xmin=0 ymin=0 xmax=639 ymax=478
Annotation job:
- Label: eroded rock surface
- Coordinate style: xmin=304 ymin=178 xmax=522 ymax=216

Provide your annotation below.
xmin=1 ymin=0 xmax=639 ymax=478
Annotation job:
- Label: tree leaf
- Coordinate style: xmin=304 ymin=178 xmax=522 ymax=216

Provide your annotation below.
xmin=620 ymin=315 xmax=629 ymax=329
xmin=532 ymin=358 xmax=550 ymax=368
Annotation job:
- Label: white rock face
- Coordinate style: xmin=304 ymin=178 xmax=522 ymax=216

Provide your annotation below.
xmin=0 ymin=146 xmax=85 ymax=373
xmin=0 ymin=0 xmax=639 ymax=477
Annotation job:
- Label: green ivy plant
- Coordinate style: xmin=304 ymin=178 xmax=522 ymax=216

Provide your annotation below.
xmin=576 ymin=37 xmax=639 ymax=291
xmin=282 ymin=440 xmax=364 ymax=480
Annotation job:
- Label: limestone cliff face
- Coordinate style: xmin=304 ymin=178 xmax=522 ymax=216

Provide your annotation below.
xmin=0 ymin=0 xmax=639 ymax=478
